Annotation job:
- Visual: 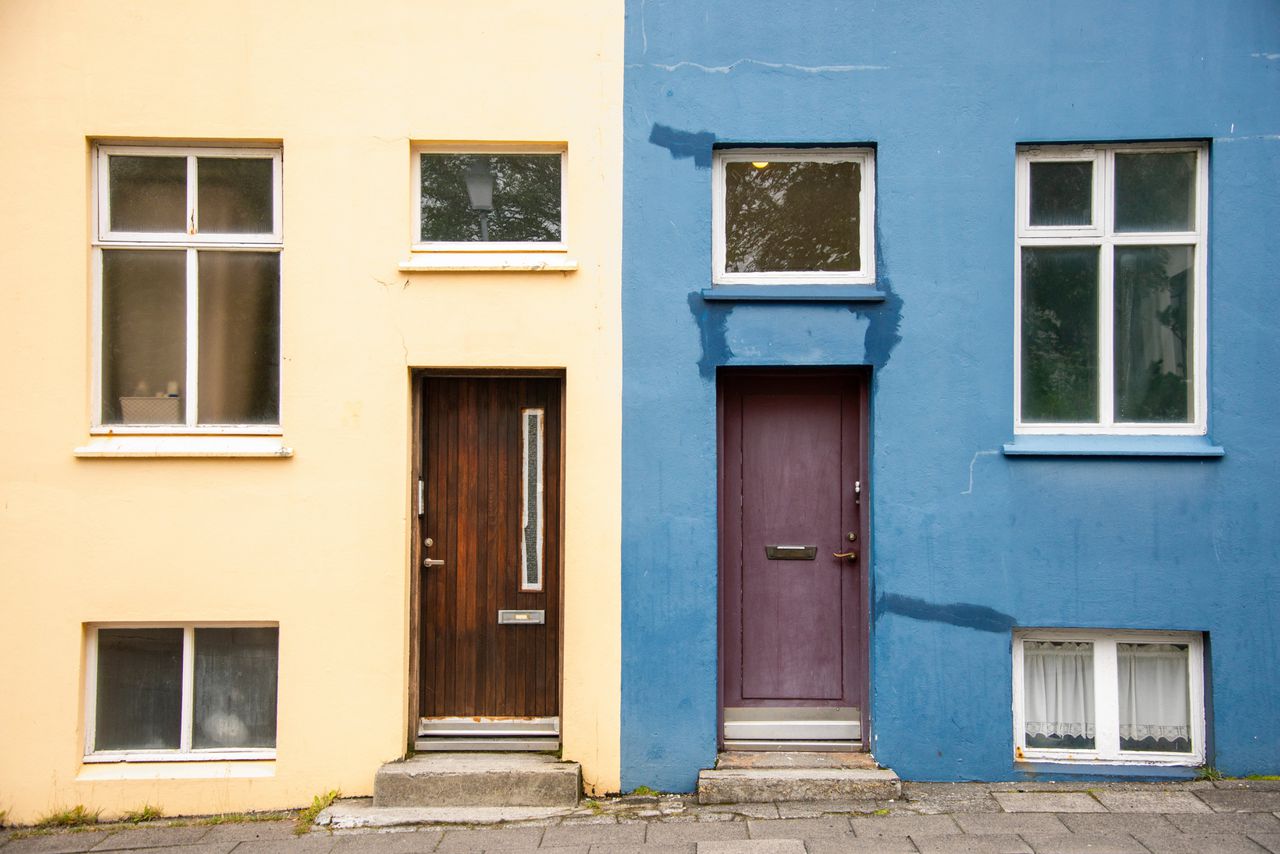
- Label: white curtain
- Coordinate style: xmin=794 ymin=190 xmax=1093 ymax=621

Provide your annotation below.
xmin=1024 ymin=641 xmax=1095 ymax=743
xmin=1118 ymin=643 xmax=1190 ymax=749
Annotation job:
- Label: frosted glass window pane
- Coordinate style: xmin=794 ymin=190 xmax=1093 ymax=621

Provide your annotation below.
xmin=198 ymin=158 xmax=273 ymax=234
xmin=1114 ymin=246 xmax=1193 ymax=423
xmin=193 ymin=628 xmax=279 ymax=749
xmin=1020 ymin=247 xmax=1099 ymax=422
xmin=197 ymin=252 xmax=280 ymax=424
xmin=521 ymin=409 xmax=544 ymax=590
xmin=1029 ymin=161 xmax=1092 ymax=226
xmin=1023 ymin=641 xmax=1095 ymax=750
xmin=1118 ymin=643 xmax=1191 ymax=752
xmin=420 ymin=154 xmax=561 ymax=242
xmin=725 ymin=160 xmax=860 ymax=273
xmin=1115 ymin=153 xmax=1196 ymax=232
xmin=101 ymin=250 xmax=186 ymax=424
xmin=95 ymin=629 xmax=182 ymax=751
xmin=109 ymin=156 xmax=187 ymax=233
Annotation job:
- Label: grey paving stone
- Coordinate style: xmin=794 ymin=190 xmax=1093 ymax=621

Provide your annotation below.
xmin=4 ymin=833 xmax=117 ymax=854
xmin=435 ymin=827 xmax=544 ymax=851
xmin=644 ymin=824 xmax=748 ymax=845
xmin=849 ymin=816 xmax=961 ymax=838
xmin=197 ymin=822 xmax=298 ymax=843
xmin=541 ymin=826 xmax=646 ymax=847
xmin=330 ymin=830 xmax=445 ymax=852
xmin=903 ymin=784 xmax=1002 ymax=815
xmin=991 ymin=795 xmax=1102 ymax=815
xmin=805 ymin=836 xmax=919 ymax=853
xmin=1056 ymin=814 xmax=1180 ymax=835
xmin=1165 ymin=813 xmax=1280 ymax=834
xmin=1251 ymin=834 xmax=1280 ymax=854
xmin=233 ymin=836 xmax=337 ymax=854
xmin=1019 ymin=834 xmax=1146 ymax=854
xmin=697 ymin=842 xmax=804 ymax=854
xmin=745 ymin=818 xmax=852 ymax=838
xmin=693 ymin=804 xmax=778 ymax=820
xmin=1220 ymin=781 xmax=1280 ymax=791
xmin=90 ymin=827 xmax=212 ymax=850
xmin=1090 ymin=791 xmax=1209 ymax=814
xmin=586 ymin=845 xmax=694 ymax=854
xmin=1199 ymin=790 xmax=1280 ymax=813
xmin=952 ymin=815 xmax=1069 ymax=836
xmin=911 ymin=835 xmax=1032 ymax=854
xmin=1131 ymin=832 xmax=1269 ymax=853
xmin=773 ymin=802 xmax=881 ymax=819
xmin=118 ymin=846 xmax=240 ymax=854
xmin=559 ymin=817 xmax=620 ymax=826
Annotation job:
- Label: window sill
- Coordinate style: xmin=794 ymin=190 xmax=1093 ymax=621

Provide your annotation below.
xmin=700 ymin=285 xmax=886 ymax=303
xmin=78 ymin=759 xmax=275 ymax=781
xmin=1014 ymin=759 xmax=1202 ymax=777
xmin=1002 ymin=435 xmax=1224 ymax=458
xmin=74 ymin=436 xmax=293 ymax=458
xmin=84 ymin=750 xmax=275 ymax=764
xmin=399 ymin=252 xmax=578 ymax=273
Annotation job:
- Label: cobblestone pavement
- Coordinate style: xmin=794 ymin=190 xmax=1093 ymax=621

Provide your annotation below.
xmin=5 ymin=780 xmax=1280 ymax=854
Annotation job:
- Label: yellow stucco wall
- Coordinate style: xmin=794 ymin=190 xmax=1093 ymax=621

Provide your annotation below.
xmin=0 ymin=0 xmax=622 ymax=823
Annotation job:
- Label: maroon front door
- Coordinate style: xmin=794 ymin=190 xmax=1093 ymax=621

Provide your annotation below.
xmin=719 ymin=371 xmax=865 ymax=722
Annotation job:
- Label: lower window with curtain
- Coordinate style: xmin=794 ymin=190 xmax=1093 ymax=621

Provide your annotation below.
xmin=1013 ymin=630 xmax=1204 ymax=765
xmin=85 ymin=624 xmax=279 ymax=762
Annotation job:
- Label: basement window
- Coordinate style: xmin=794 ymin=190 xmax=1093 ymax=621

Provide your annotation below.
xmin=1013 ymin=629 xmax=1205 ymax=765
xmin=84 ymin=625 xmax=279 ymax=762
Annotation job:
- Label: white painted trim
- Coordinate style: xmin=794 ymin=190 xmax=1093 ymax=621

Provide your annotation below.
xmin=410 ymin=145 xmax=568 ymax=252
xmin=1011 ymin=628 xmax=1206 ymax=766
xmin=712 ymin=147 xmax=876 ymax=286
xmin=75 ymin=436 xmax=293 ymax=458
xmin=83 ymin=623 xmax=280 ymax=762
xmin=78 ymin=760 xmax=276 ymax=780
xmin=520 ymin=408 xmax=545 ymax=593
xmin=1013 ymin=142 xmax=1208 ymax=436
xmin=399 ymin=253 xmax=578 ymax=273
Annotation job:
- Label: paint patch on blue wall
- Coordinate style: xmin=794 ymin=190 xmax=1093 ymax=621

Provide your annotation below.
xmin=649 ymin=124 xmax=716 ymax=168
xmin=878 ymin=594 xmax=1016 ymax=635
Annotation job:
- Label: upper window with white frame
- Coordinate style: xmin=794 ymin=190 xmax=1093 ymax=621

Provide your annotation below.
xmin=1015 ymin=143 xmax=1207 ymax=434
xmin=1013 ymin=629 xmax=1205 ymax=766
xmin=94 ymin=144 xmax=282 ymax=431
xmin=412 ymin=145 xmax=566 ymax=251
xmin=713 ymin=147 xmax=876 ymax=285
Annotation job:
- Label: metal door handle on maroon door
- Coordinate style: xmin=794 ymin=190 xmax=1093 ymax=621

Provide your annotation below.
xmin=833 ymin=551 xmax=858 ymax=560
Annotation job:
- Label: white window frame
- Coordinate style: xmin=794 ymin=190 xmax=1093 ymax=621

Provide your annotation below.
xmin=1014 ymin=143 xmax=1208 ymax=436
xmin=410 ymin=143 xmax=568 ymax=254
xmin=83 ymin=622 xmax=279 ymax=763
xmin=91 ymin=143 xmax=284 ymax=435
xmin=1012 ymin=628 xmax=1206 ymax=767
xmin=712 ymin=147 xmax=876 ymax=286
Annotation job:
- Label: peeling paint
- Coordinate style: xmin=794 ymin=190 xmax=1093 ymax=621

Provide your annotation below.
xmin=878 ymin=593 xmax=1016 ymax=634
xmin=648 ymin=123 xmax=716 ymax=168
xmin=687 ymin=292 xmax=734 ymax=380
xmin=648 ymin=58 xmax=888 ymax=75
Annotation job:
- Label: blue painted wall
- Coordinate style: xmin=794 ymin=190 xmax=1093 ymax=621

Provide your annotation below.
xmin=621 ymin=0 xmax=1280 ymax=789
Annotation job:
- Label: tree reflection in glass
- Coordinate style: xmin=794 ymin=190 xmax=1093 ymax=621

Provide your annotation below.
xmin=1114 ymin=246 xmax=1192 ymax=422
xmin=724 ymin=160 xmax=860 ymax=273
xmin=420 ymin=154 xmax=561 ymax=243
xmin=1021 ymin=247 xmax=1099 ymax=422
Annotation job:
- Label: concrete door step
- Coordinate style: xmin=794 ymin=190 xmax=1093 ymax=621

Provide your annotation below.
xmin=697 ymin=752 xmax=900 ymax=804
xmin=373 ymin=753 xmax=581 ymax=808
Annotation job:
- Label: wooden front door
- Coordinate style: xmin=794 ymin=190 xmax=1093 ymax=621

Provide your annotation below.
xmin=419 ymin=376 xmax=561 ymax=718
xmin=719 ymin=371 xmax=866 ymax=730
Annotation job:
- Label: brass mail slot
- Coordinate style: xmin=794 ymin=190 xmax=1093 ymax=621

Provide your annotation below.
xmin=498 ymin=609 xmax=546 ymax=625
xmin=765 ymin=545 xmax=817 ymax=560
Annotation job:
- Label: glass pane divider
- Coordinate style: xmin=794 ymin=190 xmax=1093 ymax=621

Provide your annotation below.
xmin=180 ymin=627 xmax=196 ymax=752
xmin=1100 ymin=245 xmax=1116 ymax=426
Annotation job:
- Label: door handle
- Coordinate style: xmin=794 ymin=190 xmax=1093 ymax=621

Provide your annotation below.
xmin=423 ymin=558 xmax=445 ymax=568
xmin=833 ymin=551 xmax=858 ymax=560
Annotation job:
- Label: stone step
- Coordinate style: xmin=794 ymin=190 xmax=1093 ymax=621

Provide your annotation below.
xmin=374 ymin=753 xmax=581 ymax=808
xmin=697 ymin=752 xmax=900 ymax=804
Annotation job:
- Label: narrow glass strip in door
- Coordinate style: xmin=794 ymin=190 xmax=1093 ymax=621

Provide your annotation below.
xmin=521 ymin=408 xmax=545 ymax=591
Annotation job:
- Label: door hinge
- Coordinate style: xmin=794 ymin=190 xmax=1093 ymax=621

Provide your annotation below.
xmin=417 ymin=478 xmax=425 ymax=517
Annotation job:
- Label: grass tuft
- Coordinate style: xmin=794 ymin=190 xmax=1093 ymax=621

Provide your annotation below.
xmin=122 ymin=805 xmax=163 ymax=824
xmin=295 ymin=789 xmax=340 ymax=835
xmin=629 ymin=785 xmax=660 ymax=797
xmin=196 ymin=811 xmax=292 ymax=826
xmin=36 ymin=805 xmax=102 ymax=828
xmin=1196 ymin=766 xmax=1225 ymax=781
